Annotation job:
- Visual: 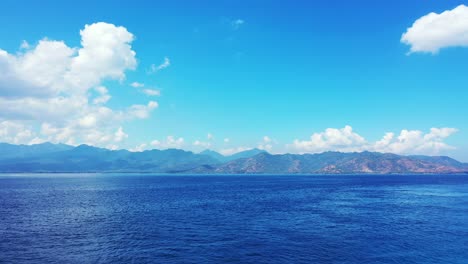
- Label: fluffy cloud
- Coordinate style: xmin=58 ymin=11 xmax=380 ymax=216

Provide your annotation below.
xmin=193 ymin=140 xmax=212 ymax=149
xmin=288 ymin=126 xmax=458 ymax=155
xmin=0 ymin=121 xmax=38 ymax=144
xmin=0 ymin=40 xmax=75 ymax=98
xmin=373 ymin=128 xmax=458 ymax=155
xmin=0 ymin=22 xmax=157 ymax=148
xmin=151 ymin=136 xmax=185 ymax=149
xmin=68 ymin=22 xmax=136 ymax=91
xmin=93 ymin=86 xmax=111 ymax=104
xmin=130 ymin=143 xmax=147 ymax=152
xmin=114 ymin=127 xmax=128 ymax=142
xmin=0 ymin=22 xmax=137 ymax=98
xmin=401 ymin=5 xmax=468 ymax=54
xmin=258 ymin=136 xmax=273 ymax=152
xmin=290 ymin=126 xmax=366 ymax=154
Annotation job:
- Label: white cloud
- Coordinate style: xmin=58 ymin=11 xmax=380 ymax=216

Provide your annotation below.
xmin=373 ymin=128 xmax=458 ymax=155
xmin=258 ymin=136 xmax=273 ymax=152
xmin=290 ymin=126 xmax=366 ymax=154
xmin=0 ymin=40 xmax=75 ymax=98
xmin=148 ymin=57 xmax=170 ymax=73
xmin=127 ymin=101 xmax=158 ymax=119
xmin=114 ymin=127 xmax=128 ymax=142
xmin=107 ymin=144 xmax=119 ymax=150
xmin=231 ymin=19 xmax=245 ymax=30
xmin=401 ymin=5 xmax=468 ymax=54
xmin=93 ymin=95 xmax=110 ymax=105
xmin=0 ymin=121 xmax=37 ymax=144
xmin=67 ymin=22 xmax=136 ymax=91
xmin=288 ymin=126 xmax=458 ymax=155
xmin=219 ymin=146 xmax=251 ymax=156
xmin=78 ymin=114 xmax=97 ymax=128
xmin=258 ymin=144 xmax=272 ymax=152
xmin=20 ymin=40 xmax=30 ymax=50
xmin=130 ymin=82 xmax=144 ymax=88
xmin=130 ymin=143 xmax=147 ymax=152
xmin=151 ymin=136 xmax=185 ymax=149
xmin=130 ymin=81 xmax=161 ymax=97
xmin=142 ymin=89 xmax=160 ymax=96
xmin=93 ymin=86 xmax=111 ymax=104
xmin=191 ymin=133 xmax=214 ymax=149
xmin=224 ymin=138 xmax=230 ymax=143
xmin=94 ymin=86 xmax=108 ymax=94
xmin=193 ymin=140 xmax=211 ymax=149
xmin=0 ymin=22 xmax=157 ymax=148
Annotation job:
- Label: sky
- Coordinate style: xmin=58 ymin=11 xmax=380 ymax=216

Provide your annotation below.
xmin=0 ymin=0 xmax=467 ymax=160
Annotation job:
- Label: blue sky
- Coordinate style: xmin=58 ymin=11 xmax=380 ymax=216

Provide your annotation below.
xmin=0 ymin=0 xmax=467 ymax=160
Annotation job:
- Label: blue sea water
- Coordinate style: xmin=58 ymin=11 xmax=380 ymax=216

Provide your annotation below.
xmin=1 ymin=174 xmax=468 ymax=264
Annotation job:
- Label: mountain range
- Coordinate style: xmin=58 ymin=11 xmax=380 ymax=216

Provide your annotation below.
xmin=0 ymin=142 xmax=467 ymax=174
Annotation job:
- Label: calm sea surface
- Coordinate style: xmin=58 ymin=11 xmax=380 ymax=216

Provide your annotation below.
xmin=1 ymin=174 xmax=467 ymax=264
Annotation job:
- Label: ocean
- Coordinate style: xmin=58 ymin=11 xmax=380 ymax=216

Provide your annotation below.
xmin=1 ymin=174 xmax=467 ymax=263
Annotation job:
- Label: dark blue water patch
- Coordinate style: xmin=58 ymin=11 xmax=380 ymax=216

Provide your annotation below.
xmin=1 ymin=174 xmax=468 ymax=263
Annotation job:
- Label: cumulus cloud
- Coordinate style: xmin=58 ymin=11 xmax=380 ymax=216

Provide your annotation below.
xmin=288 ymin=126 xmax=458 ymax=155
xmin=151 ymin=136 xmax=185 ymax=149
xmin=0 ymin=22 xmax=157 ymax=148
xmin=148 ymin=57 xmax=170 ymax=73
xmin=258 ymin=136 xmax=274 ymax=152
xmin=224 ymin=138 xmax=230 ymax=143
xmin=93 ymin=86 xmax=111 ymax=104
xmin=373 ymin=128 xmax=458 ymax=155
xmin=0 ymin=40 xmax=75 ymax=98
xmin=193 ymin=140 xmax=212 ymax=149
xmin=290 ymin=126 xmax=366 ymax=154
xmin=68 ymin=22 xmax=136 ymax=91
xmin=114 ymin=127 xmax=128 ymax=142
xmin=0 ymin=121 xmax=38 ymax=144
xmin=401 ymin=5 xmax=468 ymax=54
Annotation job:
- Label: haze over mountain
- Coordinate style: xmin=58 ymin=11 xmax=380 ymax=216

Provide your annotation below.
xmin=0 ymin=143 xmax=466 ymax=174
xmin=200 ymin=148 xmax=266 ymax=162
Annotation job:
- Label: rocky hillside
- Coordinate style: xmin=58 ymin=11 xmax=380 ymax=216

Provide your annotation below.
xmin=0 ymin=143 xmax=466 ymax=174
xmin=212 ymin=152 xmax=468 ymax=174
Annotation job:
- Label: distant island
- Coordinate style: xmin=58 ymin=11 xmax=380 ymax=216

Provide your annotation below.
xmin=0 ymin=142 xmax=467 ymax=174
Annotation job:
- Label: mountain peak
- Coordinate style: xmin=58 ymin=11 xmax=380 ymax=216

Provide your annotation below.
xmin=200 ymin=149 xmax=222 ymax=155
xmin=0 ymin=142 xmax=466 ymax=174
